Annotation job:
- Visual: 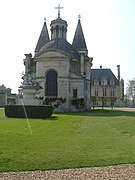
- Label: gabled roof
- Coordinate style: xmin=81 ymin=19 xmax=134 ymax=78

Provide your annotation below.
xmin=91 ymin=69 xmax=119 ymax=85
xmin=35 ymin=21 xmax=50 ymax=52
xmin=72 ymin=19 xmax=87 ymax=51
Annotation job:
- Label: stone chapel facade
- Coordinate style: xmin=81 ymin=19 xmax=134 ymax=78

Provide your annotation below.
xmin=19 ymin=7 xmax=93 ymax=112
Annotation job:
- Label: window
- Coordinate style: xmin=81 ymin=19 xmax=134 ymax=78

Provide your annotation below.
xmin=45 ymin=70 xmax=58 ymax=96
xmin=110 ymin=88 xmax=115 ymax=97
xmin=110 ymin=80 xmax=115 ymax=86
xmin=73 ymin=89 xmax=77 ymax=98
xmin=56 ymin=25 xmax=59 ymax=38
xmin=95 ymin=89 xmax=98 ymax=96
xmin=101 ymin=78 xmax=107 ymax=86
xmin=62 ymin=26 xmax=65 ymax=38
xmin=94 ymin=80 xmax=99 ymax=86
xmin=102 ymin=88 xmax=106 ymax=96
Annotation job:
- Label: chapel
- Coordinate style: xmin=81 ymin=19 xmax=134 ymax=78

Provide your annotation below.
xmin=19 ymin=5 xmax=93 ymax=112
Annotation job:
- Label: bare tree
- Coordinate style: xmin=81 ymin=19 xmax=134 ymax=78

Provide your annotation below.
xmin=126 ymin=78 xmax=135 ymax=107
xmin=123 ymin=94 xmax=130 ymax=107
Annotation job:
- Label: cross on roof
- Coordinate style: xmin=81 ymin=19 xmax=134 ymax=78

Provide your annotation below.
xmin=44 ymin=17 xmax=47 ymax=22
xmin=55 ymin=4 xmax=63 ymax=18
xmin=78 ymin=14 xmax=81 ymax=20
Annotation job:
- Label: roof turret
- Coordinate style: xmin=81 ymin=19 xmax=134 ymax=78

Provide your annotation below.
xmin=35 ymin=20 xmax=50 ymax=52
xmin=72 ymin=18 xmax=87 ymax=52
xmin=50 ymin=4 xmax=67 ymax=40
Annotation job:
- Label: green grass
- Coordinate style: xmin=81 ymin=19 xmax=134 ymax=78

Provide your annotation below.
xmin=0 ymin=108 xmax=135 ymax=172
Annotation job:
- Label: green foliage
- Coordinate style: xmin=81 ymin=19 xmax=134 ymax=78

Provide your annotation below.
xmin=5 ymin=105 xmax=53 ymax=118
xmin=43 ymin=97 xmax=66 ymax=108
xmin=0 ymin=108 xmax=135 ymax=172
xmin=123 ymin=94 xmax=131 ymax=107
xmin=91 ymin=96 xmax=117 ymax=109
xmin=126 ymin=78 xmax=135 ymax=98
xmin=71 ymin=98 xmax=85 ymax=109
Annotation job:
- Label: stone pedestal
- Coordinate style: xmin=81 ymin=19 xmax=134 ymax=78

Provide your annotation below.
xmin=18 ymin=85 xmax=42 ymax=106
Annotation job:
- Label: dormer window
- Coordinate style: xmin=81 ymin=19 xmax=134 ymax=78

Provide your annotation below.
xmin=110 ymin=79 xmax=115 ymax=86
xmin=101 ymin=78 xmax=107 ymax=86
xmin=94 ymin=80 xmax=99 ymax=86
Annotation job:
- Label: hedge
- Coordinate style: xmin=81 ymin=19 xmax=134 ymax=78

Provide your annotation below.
xmin=5 ymin=105 xmax=53 ymax=118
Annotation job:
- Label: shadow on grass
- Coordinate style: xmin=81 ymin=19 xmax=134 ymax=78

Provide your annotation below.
xmin=3 ymin=109 xmax=135 ymax=120
xmin=42 ymin=115 xmax=59 ymax=121
xmin=3 ymin=115 xmax=59 ymax=121
xmin=63 ymin=109 xmax=135 ymax=117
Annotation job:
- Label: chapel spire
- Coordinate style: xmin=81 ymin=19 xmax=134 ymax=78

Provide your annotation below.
xmin=50 ymin=4 xmax=67 ymax=40
xmin=35 ymin=19 xmax=50 ymax=53
xmin=72 ymin=16 xmax=87 ymax=52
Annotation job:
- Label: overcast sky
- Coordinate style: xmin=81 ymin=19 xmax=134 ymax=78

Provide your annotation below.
xmin=0 ymin=0 xmax=135 ymax=93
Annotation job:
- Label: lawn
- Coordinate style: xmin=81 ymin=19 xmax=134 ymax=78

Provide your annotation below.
xmin=0 ymin=108 xmax=135 ymax=172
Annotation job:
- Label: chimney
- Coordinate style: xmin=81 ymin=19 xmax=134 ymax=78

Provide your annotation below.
xmin=100 ymin=66 xmax=102 ymax=74
xmin=117 ymin=65 xmax=120 ymax=80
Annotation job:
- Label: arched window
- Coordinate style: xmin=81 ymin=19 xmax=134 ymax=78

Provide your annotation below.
xmin=62 ymin=26 xmax=65 ymax=38
xmin=45 ymin=70 xmax=58 ymax=97
xmin=56 ymin=25 xmax=59 ymax=38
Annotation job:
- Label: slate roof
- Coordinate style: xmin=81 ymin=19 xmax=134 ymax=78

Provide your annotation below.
xmin=72 ymin=19 xmax=87 ymax=51
xmin=37 ymin=38 xmax=80 ymax=60
xmin=91 ymin=69 xmax=119 ymax=85
xmin=35 ymin=17 xmax=88 ymax=60
xmin=35 ymin=22 xmax=50 ymax=52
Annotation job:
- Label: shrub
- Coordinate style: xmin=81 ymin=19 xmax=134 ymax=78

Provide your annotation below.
xmin=71 ymin=98 xmax=85 ymax=109
xmin=43 ymin=97 xmax=66 ymax=108
xmin=5 ymin=105 xmax=53 ymax=118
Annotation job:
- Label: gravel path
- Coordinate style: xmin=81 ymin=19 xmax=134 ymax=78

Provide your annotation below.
xmin=114 ymin=107 xmax=135 ymax=112
xmin=0 ymin=164 xmax=135 ymax=180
